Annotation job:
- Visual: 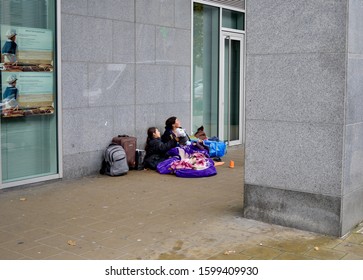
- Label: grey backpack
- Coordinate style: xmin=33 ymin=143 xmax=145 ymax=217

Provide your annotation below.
xmin=101 ymin=143 xmax=129 ymax=176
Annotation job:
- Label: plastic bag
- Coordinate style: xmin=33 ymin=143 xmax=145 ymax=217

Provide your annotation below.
xmin=203 ymin=140 xmax=227 ymax=158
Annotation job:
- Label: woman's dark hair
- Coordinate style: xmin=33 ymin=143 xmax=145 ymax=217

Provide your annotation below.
xmin=165 ymin=116 xmax=177 ymax=130
xmin=145 ymin=127 xmax=157 ymax=151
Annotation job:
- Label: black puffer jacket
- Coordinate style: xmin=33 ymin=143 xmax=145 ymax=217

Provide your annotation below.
xmin=144 ymin=138 xmax=177 ymax=169
xmin=161 ymin=127 xmax=190 ymax=145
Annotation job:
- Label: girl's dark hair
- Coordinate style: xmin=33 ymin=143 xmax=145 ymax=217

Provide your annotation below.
xmin=165 ymin=116 xmax=177 ymax=130
xmin=145 ymin=127 xmax=157 ymax=151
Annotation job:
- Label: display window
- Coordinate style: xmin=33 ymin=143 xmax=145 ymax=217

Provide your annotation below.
xmin=0 ymin=0 xmax=60 ymax=188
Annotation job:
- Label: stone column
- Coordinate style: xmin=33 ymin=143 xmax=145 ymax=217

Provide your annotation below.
xmin=244 ymin=0 xmax=363 ymax=236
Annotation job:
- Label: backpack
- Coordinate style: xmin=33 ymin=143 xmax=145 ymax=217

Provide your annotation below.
xmin=100 ymin=143 xmax=129 ymax=176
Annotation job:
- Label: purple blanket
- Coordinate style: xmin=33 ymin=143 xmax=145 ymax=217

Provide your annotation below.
xmin=156 ymin=146 xmax=217 ymax=178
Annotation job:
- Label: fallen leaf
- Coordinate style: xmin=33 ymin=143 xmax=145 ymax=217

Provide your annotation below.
xmin=67 ymin=240 xmax=77 ymax=246
xmin=223 ymin=250 xmax=235 ymax=255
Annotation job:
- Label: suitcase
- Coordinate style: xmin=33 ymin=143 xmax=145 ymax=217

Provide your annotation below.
xmin=112 ymin=135 xmax=137 ymax=169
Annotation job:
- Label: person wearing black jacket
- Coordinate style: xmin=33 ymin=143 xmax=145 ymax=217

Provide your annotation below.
xmin=144 ymin=127 xmax=178 ymax=170
xmin=161 ymin=116 xmax=190 ymax=145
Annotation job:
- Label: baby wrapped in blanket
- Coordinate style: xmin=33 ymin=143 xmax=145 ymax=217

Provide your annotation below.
xmin=175 ymin=128 xmax=191 ymax=146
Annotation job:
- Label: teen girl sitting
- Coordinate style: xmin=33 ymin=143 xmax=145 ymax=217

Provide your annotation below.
xmin=144 ymin=127 xmax=178 ymax=170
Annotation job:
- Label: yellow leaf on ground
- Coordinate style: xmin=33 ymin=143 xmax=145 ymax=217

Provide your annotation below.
xmin=223 ymin=250 xmax=235 ymax=255
xmin=67 ymin=240 xmax=77 ymax=246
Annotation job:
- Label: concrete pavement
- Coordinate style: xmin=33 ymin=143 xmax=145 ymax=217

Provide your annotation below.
xmin=0 ymin=146 xmax=363 ymax=260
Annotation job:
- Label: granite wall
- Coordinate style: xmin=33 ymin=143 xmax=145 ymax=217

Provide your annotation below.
xmin=244 ymin=0 xmax=363 ymax=236
xmin=60 ymin=0 xmax=192 ymax=178
xmin=342 ymin=0 xmax=363 ymax=234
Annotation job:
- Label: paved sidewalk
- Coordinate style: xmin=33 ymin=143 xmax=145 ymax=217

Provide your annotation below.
xmin=0 ymin=146 xmax=363 ymax=260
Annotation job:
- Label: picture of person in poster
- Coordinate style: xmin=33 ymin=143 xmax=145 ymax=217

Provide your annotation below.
xmin=1 ymin=29 xmax=18 ymax=65
xmin=2 ymin=74 xmax=19 ymax=110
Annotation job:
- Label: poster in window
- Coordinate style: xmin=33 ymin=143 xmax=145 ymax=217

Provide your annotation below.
xmin=0 ymin=24 xmax=53 ymax=71
xmin=1 ymin=72 xmax=54 ymax=117
xmin=0 ymin=24 xmax=54 ymax=117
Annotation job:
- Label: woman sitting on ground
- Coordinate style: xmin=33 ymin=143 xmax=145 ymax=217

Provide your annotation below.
xmin=161 ymin=116 xmax=190 ymax=146
xmin=144 ymin=127 xmax=178 ymax=170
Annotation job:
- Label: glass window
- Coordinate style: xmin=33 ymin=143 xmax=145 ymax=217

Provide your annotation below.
xmin=222 ymin=9 xmax=244 ymax=30
xmin=0 ymin=0 xmax=58 ymax=184
xmin=193 ymin=3 xmax=219 ymax=136
xmin=224 ymin=37 xmax=241 ymax=142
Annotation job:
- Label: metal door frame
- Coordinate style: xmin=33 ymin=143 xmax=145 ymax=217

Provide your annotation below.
xmin=219 ymin=31 xmax=245 ymax=146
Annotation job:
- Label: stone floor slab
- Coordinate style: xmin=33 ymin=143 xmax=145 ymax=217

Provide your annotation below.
xmin=1 ymin=146 xmax=363 ymax=260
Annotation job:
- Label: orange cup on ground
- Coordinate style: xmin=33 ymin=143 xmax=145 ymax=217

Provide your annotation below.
xmin=229 ymin=160 xmax=235 ymax=168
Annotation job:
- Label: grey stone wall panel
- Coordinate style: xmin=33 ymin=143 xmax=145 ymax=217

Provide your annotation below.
xmin=136 ymin=64 xmax=174 ymax=104
xmin=135 ymin=104 xmax=157 ymax=147
xmin=243 ymin=184 xmax=341 ymax=236
xmin=343 ymin=123 xmax=363 ymax=195
xmin=113 ymin=21 xmax=135 ymax=63
xmin=136 ymin=0 xmax=174 ymax=27
xmin=62 ymin=62 xmax=89 ymax=109
xmin=156 ymin=27 xmax=191 ymax=65
xmin=136 ymin=24 xmax=156 ymax=64
xmin=88 ymin=0 xmax=135 ymax=22
xmin=113 ymin=105 xmax=136 ymax=139
xmin=175 ymin=0 xmax=191 ymax=29
xmin=245 ymin=120 xmax=343 ymax=196
xmin=62 ymin=14 xmax=113 ymax=62
xmin=61 ymin=0 xmax=88 ymax=16
xmin=346 ymin=56 xmax=363 ymax=124
xmin=348 ymin=0 xmax=363 ymax=54
xmin=63 ymin=108 xmax=114 ymax=156
xmin=88 ymin=63 xmax=135 ymax=107
xmin=63 ymin=151 xmax=103 ymax=179
xmin=174 ymin=66 xmax=191 ymax=103
xmin=342 ymin=187 xmax=363 ymax=235
xmin=246 ymin=0 xmax=347 ymax=54
xmin=246 ymin=53 xmax=345 ymax=124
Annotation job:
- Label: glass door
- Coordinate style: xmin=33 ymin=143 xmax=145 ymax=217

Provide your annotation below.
xmin=219 ymin=32 xmax=244 ymax=145
xmin=192 ymin=3 xmax=245 ymax=145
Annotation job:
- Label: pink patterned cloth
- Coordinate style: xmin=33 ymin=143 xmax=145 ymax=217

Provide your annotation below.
xmin=170 ymin=150 xmax=209 ymax=171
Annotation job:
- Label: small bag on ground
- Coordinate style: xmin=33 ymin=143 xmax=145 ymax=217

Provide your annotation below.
xmin=100 ymin=143 xmax=129 ymax=176
xmin=203 ymin=140 xmax=227 ymax=158
xmin=135 ymin=149 xmax=146 ymax=170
